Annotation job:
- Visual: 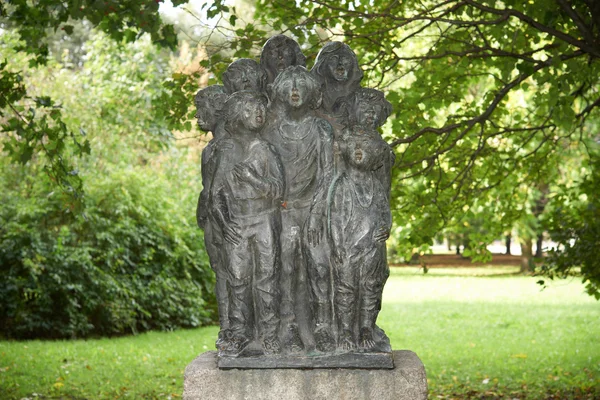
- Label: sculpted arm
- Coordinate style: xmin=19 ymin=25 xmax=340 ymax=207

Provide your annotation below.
xmin=210 ymin=147 xmax=241 ymax=245
xmin=266 ymin=145 xmax=285 ymax=201
xmin=232 ymin=144 xmax=284 ymax=200
xmin=196 ymin=144 xmax=215 ymax=229
xmin=307 ymin=120 xmax=335 ymax=246
xmin=328 ymin=176 xmax=348 ymax=263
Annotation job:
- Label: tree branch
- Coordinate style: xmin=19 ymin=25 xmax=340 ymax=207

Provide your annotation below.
xmin=555 ymin=0 xmax=596 ymax=46
xmin=464 ymin=0 xmax=600 ymax=58
xmin=576 ymin=96 xmax=600 ymax=118
xmin=391 ymin=50 xmax=583 ymax=148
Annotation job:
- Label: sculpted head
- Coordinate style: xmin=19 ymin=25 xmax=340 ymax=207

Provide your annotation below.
xmin=341 ymin=129 xmax=389 ymax=171
xmin=222 ymin=59 xmax=267 ymax=94
xmin=223 ymin=91 xmax=268 ymax=133
xmin=312 ymin=42 xmax=363 ymax=89
xmin=270 ymin=66 xmax=322 ymax=110
xmin=260 ymin=35 xmax=306 ymax=84
xmin=194 ymin=85 xmax=227 ymax=133
xmin=335 ymin=88 xmax=393 ymax=129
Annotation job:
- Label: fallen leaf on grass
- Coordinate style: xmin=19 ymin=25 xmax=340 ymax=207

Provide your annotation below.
xmin=53 ymin=382 xmax=64 ymax=389
xmin=511 ymin=354 xmax=527 ymax=359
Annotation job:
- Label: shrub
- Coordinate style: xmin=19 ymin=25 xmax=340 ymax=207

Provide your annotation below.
xmin=0 ymin=163 xmax=216 ymax=339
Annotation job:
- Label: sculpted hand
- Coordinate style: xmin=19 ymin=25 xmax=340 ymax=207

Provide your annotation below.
xmin=333 ymin=247 xmax=345 ymax=264
xmin=307 ymin=214 xmax=324 ymax=246
xmin=223 ymin=221 xmax=241 ymax=246
xmin=373 ymin=227 xmax=390 ymax=243
xmin=233 ymin=163 xmax=259 ymax=184
xmin=196 ymin=214 xmax=207 ymax=230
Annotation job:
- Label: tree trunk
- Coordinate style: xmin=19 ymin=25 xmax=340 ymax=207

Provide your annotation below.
xmin=505 ymin=235 xmax=512 ymax=255
xmin=520 ymin=238 xmax=533 ymax=273
xmin=535 ymin=233 xmax=543 ymax=258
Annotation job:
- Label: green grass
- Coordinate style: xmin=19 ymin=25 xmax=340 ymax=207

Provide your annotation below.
xmin=1 ymin=267 xmax=598 ymax=399
xmin=383 ymin=267 xmax=600 ymax=398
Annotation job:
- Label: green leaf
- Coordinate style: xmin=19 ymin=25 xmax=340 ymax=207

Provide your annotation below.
xmin=20 ymin=145 xmax=34 ymax=164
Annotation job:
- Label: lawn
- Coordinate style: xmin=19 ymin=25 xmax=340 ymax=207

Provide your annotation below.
xmin=1 ymin=267 xmax=598 ymax=399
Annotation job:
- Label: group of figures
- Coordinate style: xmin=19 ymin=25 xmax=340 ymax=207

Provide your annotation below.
xmin=195 ymin=35 xmax=395 ymax=365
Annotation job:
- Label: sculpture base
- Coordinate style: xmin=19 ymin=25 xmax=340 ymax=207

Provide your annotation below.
xmin=218 ymin=351 xmax=394 ymax=369
xmin=183 ymin=350 xmax=427 ymax=400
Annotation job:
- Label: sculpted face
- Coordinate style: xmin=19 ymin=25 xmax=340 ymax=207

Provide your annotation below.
xmin=281 ymin=75 xmax=310 ymax=108
xmin=240 ymin=98 xmax=266 ymax=131
xmin=223 ymin=91 xmax=268 ymax=135
xmin=355 ymin=102 xmax=383 ymax=129
xmin=195 ymin=103 xmax=212 ymax=132
xmin=326 ymin=51 xmax=355 ymax=82
xmin=272 ymin=66 xmax=321 ymax=110
xmin=344 ymin=132 xmax=387 ymax=171
xmin=335 ymin=88 xmax=392 ymax=129
xmin=260 ymin=35 xmax=306 ymax=84
xmin=228 ymin=67 xmax=262 ymax=92
xmin=194 ymin=85 xmax=226 ymax=133
xmin=266 ymin=46 xmax=296 ymax=75
xmin=223 ymin=59 xmax=266 ymax=94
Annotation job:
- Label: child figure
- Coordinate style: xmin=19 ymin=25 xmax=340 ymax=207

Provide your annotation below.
xmin=333 ymin=88 xmax=395 ymax=189
xmin=194 ymin=85 xmax=231 ymax=351
xmin=328 ymin=90 xmax=394 ymax=351
xmin=209 ymin=91 xmax=285 ymax=356
xmin=262 ymin=66 xmax=336 ymax=353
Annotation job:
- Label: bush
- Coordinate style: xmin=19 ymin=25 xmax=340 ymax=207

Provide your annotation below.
xmin=0 ymin=163 xmax=216 ymax=339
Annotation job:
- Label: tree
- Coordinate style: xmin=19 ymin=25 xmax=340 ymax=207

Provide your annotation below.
xmin=0 ymin=0 xmax=184 ymax=206
xmin=540 ymin=143 xmax=600 ymax=298
xmin=3 ymin=1 xmax=599 ymax=295
xmin=0 ymin=27 xmax=218 ymax=339
xmin=173 ymin=0 xmax=600 ymax=288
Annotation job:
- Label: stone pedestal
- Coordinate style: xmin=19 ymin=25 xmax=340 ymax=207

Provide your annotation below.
xmin=183 ymin=350 xmax=428 ymax=400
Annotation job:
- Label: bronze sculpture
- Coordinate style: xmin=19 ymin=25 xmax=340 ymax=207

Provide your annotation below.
xmin=195 ymin=36 xmax=395 ymax=368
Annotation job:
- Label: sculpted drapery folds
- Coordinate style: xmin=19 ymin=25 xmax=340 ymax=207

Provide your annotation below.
xmin=195 ymin=36 xmax=395 ymax=367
